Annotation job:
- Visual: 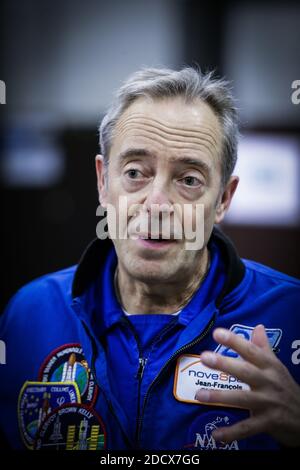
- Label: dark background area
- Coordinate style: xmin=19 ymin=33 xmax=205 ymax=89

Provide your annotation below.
xmin=0 ymin=0 xmax=300 ymax=311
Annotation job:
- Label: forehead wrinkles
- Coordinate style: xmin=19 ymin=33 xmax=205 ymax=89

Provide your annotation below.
xmin=114 ymin=113 xmax=221 ymax=159
xmin=116 ymin=113 xmax=220 ymax=147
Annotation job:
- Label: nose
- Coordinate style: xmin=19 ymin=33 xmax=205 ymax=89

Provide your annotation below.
xmin=143 ymin=179 xmax=174 ymax=216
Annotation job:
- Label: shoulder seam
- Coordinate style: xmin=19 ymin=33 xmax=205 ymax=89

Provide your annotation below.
xmin=244 ymin=260 xmax=300 ymax=286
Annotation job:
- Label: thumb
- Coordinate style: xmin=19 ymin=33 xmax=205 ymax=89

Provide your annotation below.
xmin=251 ymin=324 xmax=271 ymax=351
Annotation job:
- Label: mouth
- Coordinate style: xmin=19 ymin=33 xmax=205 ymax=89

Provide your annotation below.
xmin=135 ymin=233 xmax=178 ymax=250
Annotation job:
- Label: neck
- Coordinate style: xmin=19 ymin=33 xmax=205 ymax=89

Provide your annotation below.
xmin=114 ymin=247 xmax=210 ymax=315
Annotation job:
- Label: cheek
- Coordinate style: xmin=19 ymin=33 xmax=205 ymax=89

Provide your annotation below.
xmin=105 ymin=164 xmax=123 ymax=196
xmin=188 ymin=198 xmax=216 ymax=229
xmin=191 ymin=199 xmax=217 ymax=243
xmin=204 ymin=202 xmax=218 ymax=234
xmin=204 ymin=201 xmax=217 ymax=220
xmin=105 ymin=181 xmax=127 ymax=208
xmin=107 ymin=171 xmax=139 ymax=206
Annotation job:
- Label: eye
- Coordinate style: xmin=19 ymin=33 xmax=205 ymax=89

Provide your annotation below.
xmin=180 ymin=175 xmax=202 ymax=187
xmin=125 ymin=168 xmax=143 ymax=179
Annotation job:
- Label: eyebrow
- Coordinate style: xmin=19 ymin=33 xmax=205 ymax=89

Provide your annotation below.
xmin=118 ymin=148 xmax=154 ymax=162
xmin=118 ymin=148 xmax=211 ymax=176
xmin=169 ymin=156 xmax=211 ymax=176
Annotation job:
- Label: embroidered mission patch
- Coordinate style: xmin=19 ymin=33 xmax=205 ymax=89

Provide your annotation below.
xmin=18 ymin=381 xmax=81 ymax=449
xmin=38 ymin=343 xmax=98 ymax=405
xmin=34 ymin=404 xmax=106 ymax=450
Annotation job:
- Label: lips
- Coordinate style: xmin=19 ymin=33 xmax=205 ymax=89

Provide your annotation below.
xmin=138 ymin=233 xmax=178 ymax=241
xmin=135 ymin=235 xmax=178 ymax=250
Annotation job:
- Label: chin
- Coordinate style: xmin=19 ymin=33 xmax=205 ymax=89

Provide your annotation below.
xmin=126 ymin=257 xmax=178 ymax=283
xmin=132 ymin=271 xmax=171 ymax=284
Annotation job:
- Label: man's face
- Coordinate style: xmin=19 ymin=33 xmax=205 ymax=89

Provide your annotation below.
xmin=97 ymin=96 xmax=234 ymax=284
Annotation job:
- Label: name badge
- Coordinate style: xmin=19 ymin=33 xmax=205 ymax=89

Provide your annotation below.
xmin=173 ymin=354 xmax=249 ymax=408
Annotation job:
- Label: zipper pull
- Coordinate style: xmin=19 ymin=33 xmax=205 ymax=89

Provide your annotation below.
xmin=137 ymin=357 xmax=147 ymax=380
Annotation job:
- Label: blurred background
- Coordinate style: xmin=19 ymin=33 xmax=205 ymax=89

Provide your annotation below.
xmin=0 ymin=0 xmax=300 ymax=311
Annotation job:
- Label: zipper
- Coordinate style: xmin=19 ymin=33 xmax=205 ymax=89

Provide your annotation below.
xmin=137 ymin=357 xmax=147 ymax=380
xmin=121 ymin=315 xmax=178 ymax=442
xmin=120 ymin=316 xmax=145 ymax=441
xmin=80 ymin=319 xmax=133 ymax=448
xmin=78 ymin=306 xmax=215 ymax=449
xmin=90 ymin=360 xmax=133 ymax=448
xmin=136 ymin=314 xmax=216 ymax=447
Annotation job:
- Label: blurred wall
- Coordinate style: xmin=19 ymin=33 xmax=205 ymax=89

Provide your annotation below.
xmin=1 ymin=0 xmax=183 ymax=123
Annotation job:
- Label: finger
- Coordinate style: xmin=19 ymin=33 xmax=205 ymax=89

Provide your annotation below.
xmin=211 ymin=415 xmax=266 ymax=443
xmin=200 ymin=351 xmax=264 ymax=387
xmin=213 ymin=328 xmax=273 ymax=367
xmin=251 ymin=324 xmax=272 ymax=351
xmin=194 ymin=388 xmax=262 ymax=410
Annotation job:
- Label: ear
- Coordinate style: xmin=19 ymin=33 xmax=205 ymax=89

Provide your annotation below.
xmin=95 ymin=154 xmax=108 ymax=208
xmin=214 ymin=175 xmax=239 ymax=224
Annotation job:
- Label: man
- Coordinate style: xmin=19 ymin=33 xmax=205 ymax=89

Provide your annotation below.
xmin=0 ymin=67 xmax=300 ymax=451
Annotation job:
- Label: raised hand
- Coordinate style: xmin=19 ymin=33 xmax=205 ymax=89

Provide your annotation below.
xmin=195 ymin=325 xmax=300 ymax=447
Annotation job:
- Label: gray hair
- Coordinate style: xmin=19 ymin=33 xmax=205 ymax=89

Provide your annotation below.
xmin=99 ymin=66 xmax=239 ymax=186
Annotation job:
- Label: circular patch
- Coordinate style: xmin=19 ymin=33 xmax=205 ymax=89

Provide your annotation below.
xmin=39 ymin=344 xmax=98 ymax=406
xmin=34 ymin=404 xmax=106 ymax=450
xmin=18 ymin=381 xmax=81 ymax=449
xmin=185 ymin=411 xmax=247 ymax=450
